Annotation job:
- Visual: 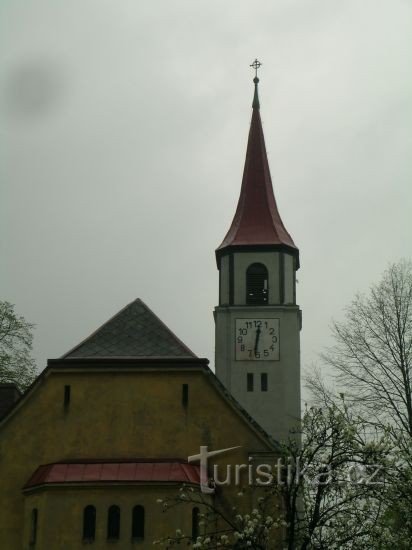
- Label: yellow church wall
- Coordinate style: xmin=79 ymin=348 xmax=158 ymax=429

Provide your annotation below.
xmin=22 ymin=484 xmax=204 ymax=549
xmin=0 ymin=365 xmax=283 ymax=548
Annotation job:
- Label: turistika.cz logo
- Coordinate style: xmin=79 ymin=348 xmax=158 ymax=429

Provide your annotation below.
xmin=188 ymin=445 xmax=384 ymax=494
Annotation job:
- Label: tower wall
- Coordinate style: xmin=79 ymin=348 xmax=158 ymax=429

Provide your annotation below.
xmin=215 ymin=251 xmax=301 ymax=442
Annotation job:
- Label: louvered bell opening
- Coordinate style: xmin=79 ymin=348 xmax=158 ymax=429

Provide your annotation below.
xmin=246 ymin=263 xmax=268 ymax=305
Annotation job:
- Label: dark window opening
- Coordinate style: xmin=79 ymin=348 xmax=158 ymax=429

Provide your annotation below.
xmin=82 ymin=505 xmax=96 ymax=541
xmin=182 ymin=384 xmax=189 ymax=407
xmin=107 ymin=505 xmax=120 ymax=540
xmin=261 ymin=373 xmax=268 ymax=392
xmin=279 ymin=253 xmax=285 ymax=304
xmin=247 ymin=373 xmax=254 ymax=392
xmin=132 ymin=505 xmax=145 ymax=540
xmin=192 ymin=507 xmax=200 ymax=541
xmin=229 ymin=254 xmax=234 ymax=305
xmin=64 ymin=385 xmax=71 ymax=408
xmin=29 ymin=508 xmax=38 ymax=546
xmin=246 ymin=263 xmax=268 ymax=305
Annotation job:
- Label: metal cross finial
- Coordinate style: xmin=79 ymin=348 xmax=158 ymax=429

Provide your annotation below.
xmin=250 ymin=59 xmax=262 ymax=79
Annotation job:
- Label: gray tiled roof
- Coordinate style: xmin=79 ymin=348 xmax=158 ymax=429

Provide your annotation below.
xmin=62 ymin=299 xmax=196 ymax=359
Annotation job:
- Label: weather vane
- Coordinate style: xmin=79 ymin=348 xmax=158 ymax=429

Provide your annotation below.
xmin=250 ymin=59 xmax=262 ymax=79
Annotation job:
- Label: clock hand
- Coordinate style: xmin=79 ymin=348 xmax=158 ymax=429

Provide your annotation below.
xmin=254 ymin=327 xmax=261 ymax=354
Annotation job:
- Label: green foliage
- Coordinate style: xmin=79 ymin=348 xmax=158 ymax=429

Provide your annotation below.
xmin=0 ymin=300 xmax=37 ymax=391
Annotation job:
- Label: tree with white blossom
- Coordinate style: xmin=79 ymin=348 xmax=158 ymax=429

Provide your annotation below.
xmin=156 ymin=402 xmax=388 ymax=549
xmin=309 ymin=259 xmax=412 ymax=547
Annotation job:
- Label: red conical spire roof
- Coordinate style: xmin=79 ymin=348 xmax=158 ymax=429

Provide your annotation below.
xmin=216 ymin=75 xmax=299 ymax=267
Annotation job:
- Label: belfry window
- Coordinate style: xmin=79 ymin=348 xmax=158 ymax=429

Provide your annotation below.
xmin=246 ymin=263 xmax=268 ymax=305
xmin=107 ymin=505 xmax=120 ymax=540
xmin=82 ymin=505 xmax=96 ymax=541
xmin=132 ymin=505 xmax=145 ymax=541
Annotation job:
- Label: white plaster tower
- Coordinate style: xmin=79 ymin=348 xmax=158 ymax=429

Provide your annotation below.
xmin=214 ymin=62 xmax=301 ymax=442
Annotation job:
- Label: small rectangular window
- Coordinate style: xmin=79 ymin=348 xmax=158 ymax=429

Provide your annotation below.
xmin=247 ymin=373 xmax=254 ymax=392
xmin=29 ymin=508 xmax=38 ymax=546
xmin=64 ymin=385 xmax=71 ymax=408
xmin=132 ymin=505 xmax=145 ymax=540
xmin=261 ymin=373 xmax=268 ymax=392
xmin=182 ymin=384 xmax=189 ymax=407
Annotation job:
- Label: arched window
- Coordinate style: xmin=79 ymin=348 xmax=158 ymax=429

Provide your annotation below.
xmin=192 ymin=507 xmax=200 ymax=541
xmin=29 ymin=508 xmax=38 ymax=546
xmin=82 ymin=505 xmax=96 ymax=541
xmin=131 ymin=505 xmax=145 ymax=540
xmin=246 ymin=263 xmax=268 ymax=305
xmin=107 ymin=505 xmax=120 ymax=540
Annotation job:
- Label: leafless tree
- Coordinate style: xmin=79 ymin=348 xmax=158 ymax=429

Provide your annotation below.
xmin=306 ymin=260 xmax=412 ymax=547
xmin=321 ymin=260 xmax=412 ymax=436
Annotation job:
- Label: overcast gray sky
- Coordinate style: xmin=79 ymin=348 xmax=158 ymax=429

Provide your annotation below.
xmin=1 ymin=0 xmax=411 ymax=386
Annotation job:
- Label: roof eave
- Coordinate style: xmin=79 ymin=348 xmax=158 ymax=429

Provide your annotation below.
xmin=48 ymin=357 xmax=209 ymax=369
xmin=215 ymin=243 xmax=300 ymax=270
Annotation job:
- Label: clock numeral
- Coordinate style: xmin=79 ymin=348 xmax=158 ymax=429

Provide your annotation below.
xmin=269 ymin=328 xmax=275 ymax=335
xmin=240 ymin=344 xmax=245 ymax=351
xmin=255 ymin=351 xmax=261 ymax=358
xmin=237 ymin=336 xmax=243 ymax=343
xmin=264 ymin=349 xmax=269 ymax=357
xmin=272 ymin=336 xmax=278 ymax=343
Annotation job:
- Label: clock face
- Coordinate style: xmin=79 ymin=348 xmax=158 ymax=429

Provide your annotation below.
xmin=235 ymin=318 xmax=279 ymax=361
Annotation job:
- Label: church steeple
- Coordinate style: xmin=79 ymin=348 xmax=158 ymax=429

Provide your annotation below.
xmin=214 ymin=63 xmax=301 ymax=442
xmin=216 ymin=65 xmax=299 ymax=268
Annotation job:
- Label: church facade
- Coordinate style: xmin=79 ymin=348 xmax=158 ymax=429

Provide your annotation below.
xmin=0 ymin=72 xmax=300 ymax=549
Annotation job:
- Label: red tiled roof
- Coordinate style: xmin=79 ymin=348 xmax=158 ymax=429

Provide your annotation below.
xmin=24 ymin=460 xmax=200 ymax=490
xmin=217 ymin=82 xmax=298 ymax=260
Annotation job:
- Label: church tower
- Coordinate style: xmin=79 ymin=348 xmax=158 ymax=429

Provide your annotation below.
xmin=214 ymin=63 xmax=301 ymax=442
